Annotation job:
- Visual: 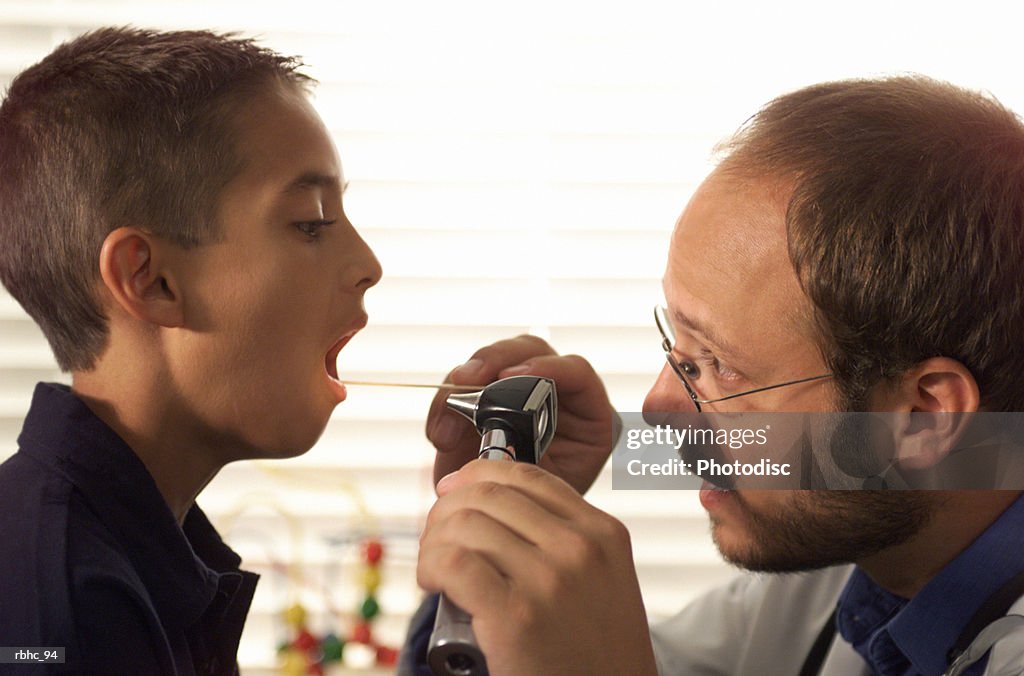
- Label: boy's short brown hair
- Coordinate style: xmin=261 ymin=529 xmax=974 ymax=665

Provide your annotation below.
xmin=0 ymin=27 xmax=312 ymax=371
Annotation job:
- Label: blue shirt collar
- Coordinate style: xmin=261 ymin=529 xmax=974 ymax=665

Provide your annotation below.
xmin=837 ymin=492 xmax=1024 ymax=675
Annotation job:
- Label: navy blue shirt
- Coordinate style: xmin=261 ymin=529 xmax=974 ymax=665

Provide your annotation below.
xmin=838 ymin=493 xmax=1024 ymax=675
xmin=0 ymin=383 xmax=258 ymax=675
xmin=398 ymin=592 xmax=438 ymax=676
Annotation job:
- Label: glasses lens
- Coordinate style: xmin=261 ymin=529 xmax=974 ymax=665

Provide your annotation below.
xmin=655 ymin=305 xmax=701 ymax=410
xmin=655 ymin=306 xmax=675 ymax=345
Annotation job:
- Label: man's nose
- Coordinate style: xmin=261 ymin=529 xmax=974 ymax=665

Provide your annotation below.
xmin=643 ymin=363 xmax=695 ymax=421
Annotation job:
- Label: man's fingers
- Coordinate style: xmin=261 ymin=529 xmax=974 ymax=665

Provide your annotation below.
xmin=416 ymin=541 xmax=511 ymax=618
xmin=426 ymin=477 xmax=578 ymax=549
xmin=417 ymin=489 xmax=557 ymax=617
xmin=458 ymin=335 xmax=557 ymax=380
xmin=425 ymin=335 xmax=560 ymax=472
xmin=499 ymin=353 xmax=613 ymax=422
xmin=426 ymin=335 xmax=555 ymax=414
xmin=500 ymin=353 xmax=601 ymax=397
xmin=426 ymin=407 xmax=478 ymax=452
xmin=437 ymin=459 xmax=603 ymax=524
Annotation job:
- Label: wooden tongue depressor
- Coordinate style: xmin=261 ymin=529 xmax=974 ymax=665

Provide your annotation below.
xmin=338 ymin=380 xmax=487 ymax=392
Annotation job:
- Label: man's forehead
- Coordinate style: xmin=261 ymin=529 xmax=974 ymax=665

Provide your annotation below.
xmin=664 ymin=171 xmax=812 ymax=356
xmin=671 ymin=171 xmax=789 ymax=269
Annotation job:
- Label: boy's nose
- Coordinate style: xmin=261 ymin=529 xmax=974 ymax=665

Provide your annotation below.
xmin=346 ymin=230 xmax=383 ymax=292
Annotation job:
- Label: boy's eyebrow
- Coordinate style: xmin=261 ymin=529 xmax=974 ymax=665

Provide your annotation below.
xmin=282 ymin=171 xmax=344 ymax=193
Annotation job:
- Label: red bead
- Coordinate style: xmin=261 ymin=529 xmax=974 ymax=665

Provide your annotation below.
xmin=376 ymin=645 xmax=399 ymax=666
xmin=364 ymin=539 xmax=384 ymax=565
xmin=351 ymin=621 xmax=372 ymax=644
xmin=292 ymin=629 xmax=317 ymax=652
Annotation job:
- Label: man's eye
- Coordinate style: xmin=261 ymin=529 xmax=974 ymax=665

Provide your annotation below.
xmin=295 ymin=219 xmax=335 ymax=238
xmin=698 ymin=353 xmax=737 ymax=380
xmin=679 ymin=360 xmax=700 ymax=378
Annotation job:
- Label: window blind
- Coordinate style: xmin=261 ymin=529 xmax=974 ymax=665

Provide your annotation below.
xmin=2 ymin=1 xmax=1021 ymax=673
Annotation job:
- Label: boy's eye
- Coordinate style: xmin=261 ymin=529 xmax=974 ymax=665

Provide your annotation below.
xmin=295 ymin=219 xmax=335 ymax=239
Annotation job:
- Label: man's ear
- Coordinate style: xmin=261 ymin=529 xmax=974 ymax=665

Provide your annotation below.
xmin=884 ymin=357 xmax=979 ymax=470
xmin=98 ymin=227 xmax=184 ymax=328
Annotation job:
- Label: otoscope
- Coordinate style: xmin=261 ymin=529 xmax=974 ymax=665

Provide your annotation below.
xmin=427 ymin=375 xmax=558 ymax=676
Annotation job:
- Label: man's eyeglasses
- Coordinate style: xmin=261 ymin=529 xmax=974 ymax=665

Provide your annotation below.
xmin=654 ymin=305 xmax=833 ymax=412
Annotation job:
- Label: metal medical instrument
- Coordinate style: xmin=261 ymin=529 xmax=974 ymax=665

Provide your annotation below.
xmin=427 ymin=376 xmax=558 ymax=676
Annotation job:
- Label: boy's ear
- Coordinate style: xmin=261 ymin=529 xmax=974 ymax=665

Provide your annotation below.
xmin=98 ymin=227 xmax=184 ymax=328
xmin=885 ymin=357 xmax=980 ymax=470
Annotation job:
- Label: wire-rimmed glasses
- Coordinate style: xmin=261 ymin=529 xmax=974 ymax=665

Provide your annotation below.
xmin=655 ymin=305 xmax=833 ymax=411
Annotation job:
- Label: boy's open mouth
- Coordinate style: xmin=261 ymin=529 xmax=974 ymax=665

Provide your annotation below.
xmin=325 ymin=335 xmax=351 ymax=381
xmin=325 ymin=316 xmax=368 ymax=385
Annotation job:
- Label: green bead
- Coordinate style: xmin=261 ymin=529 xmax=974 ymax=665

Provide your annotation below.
xmin=359 ymin=595 xmax=380 ymax=620
xmin=321 ymin=633 xmax=344 ymax=662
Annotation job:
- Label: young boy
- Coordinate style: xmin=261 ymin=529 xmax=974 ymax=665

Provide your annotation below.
xmin=0 ymin=27 xmax=381 ymax=673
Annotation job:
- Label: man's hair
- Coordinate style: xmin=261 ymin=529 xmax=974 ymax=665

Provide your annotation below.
xmin=0 ymin=27 xmax=313 ymax=371
xmin=718 ymin=76 xmax=1024 ymax=411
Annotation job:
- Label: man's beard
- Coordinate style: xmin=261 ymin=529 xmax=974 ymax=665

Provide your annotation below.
xmin=712 ymin=489 xmax=938 ymax=573
xmin=709 ymin=384 xmax=943 ymax=572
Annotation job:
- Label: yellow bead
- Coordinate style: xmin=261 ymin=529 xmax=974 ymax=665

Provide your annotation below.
xmin=283 ymin=602 xmax=307 ymax=628
xmin=361 ymin=567 xmax=382 ymax=592
xmin=280 ymin=648 xmax=307 ymax=676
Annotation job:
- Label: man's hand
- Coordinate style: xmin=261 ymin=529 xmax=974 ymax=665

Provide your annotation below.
xmin=417 ymin=460 xmax=658 ymax=676
xmin=425 ymin=335 xmax=616 ymax=494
